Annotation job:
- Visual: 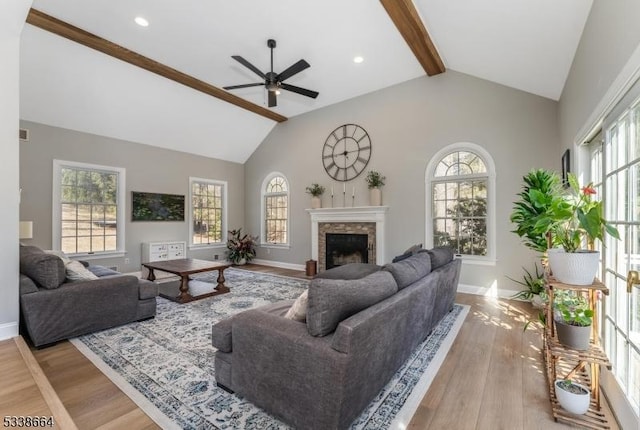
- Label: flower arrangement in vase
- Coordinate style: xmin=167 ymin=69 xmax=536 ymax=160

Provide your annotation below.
xmin=226 ymin=228 xmax=258 ymax=265
xmin=305 ymin=183 xmax=325 ymax=209
xmin=365 ymin=170 xmax=385 ymax=206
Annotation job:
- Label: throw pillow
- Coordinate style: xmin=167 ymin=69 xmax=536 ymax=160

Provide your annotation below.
xmin=383 ymin=251 xmax=432 ymax=289
xmin=391 ymin=243 xmax=423 ymax=263
xmin=421 ymin=246 xmax=454 ymax=270
xmin=65 ymin=260 xmax=99 ymax=281
xmin=306 ymin=271 xmax=398 ymax=337
xmin=284 ymin=289 xmax=308 ymax=322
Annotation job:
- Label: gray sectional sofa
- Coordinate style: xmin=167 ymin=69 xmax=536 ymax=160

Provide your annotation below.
xmin=19 ymin=245 xmax=158 ymax=347
xmin=212 ymin=247 xmax=461 ymax=430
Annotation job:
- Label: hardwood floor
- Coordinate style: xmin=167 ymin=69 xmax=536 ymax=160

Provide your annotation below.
xmin=7 ymin=265 xmax=619 ymax=429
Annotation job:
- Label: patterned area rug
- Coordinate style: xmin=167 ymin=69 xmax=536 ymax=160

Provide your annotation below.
xmin=70 ymin=268 xmax=469 ymax=430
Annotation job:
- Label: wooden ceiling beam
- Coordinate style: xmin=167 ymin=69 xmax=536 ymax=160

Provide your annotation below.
xmin=26 ymin=8 xmax=288 ymax=123
xmin=379 ymin=0 xmax=445 ymax=76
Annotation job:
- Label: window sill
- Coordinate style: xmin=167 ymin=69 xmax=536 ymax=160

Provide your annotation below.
xmin=457 ymin=256 xmax=497 ymax=266
xmin=68 ymin=251 xmax=126 ymax=260
xmin=188 ymin=243 xmax=226 ymax=251
xmin=260 ymin=243 xmax=290 ymax=250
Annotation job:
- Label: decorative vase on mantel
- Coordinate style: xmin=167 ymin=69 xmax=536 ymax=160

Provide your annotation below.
xmin=547 ymin=249 xmax=599 ymax=285
xmin=369 ymin=187 xmax=382 ymax=206
xmin=311 ymin=196 xmax=322 ymax=209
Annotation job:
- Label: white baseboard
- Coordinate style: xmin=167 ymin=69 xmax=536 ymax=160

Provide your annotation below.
xmin=251 ymin=259 xmax=306 ymax=271
xmin=457 ymin=283 xmax=519 ymax=300
xmin=0 ymin=321 xmax=19 ymax=341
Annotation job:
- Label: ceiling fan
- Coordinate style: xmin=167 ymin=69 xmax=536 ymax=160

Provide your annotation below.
xmin=223 ymin=39 xmax=319 ymax=108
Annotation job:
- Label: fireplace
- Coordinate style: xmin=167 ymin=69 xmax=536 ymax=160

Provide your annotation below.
xmin=325 ymin=233 xmax=369 ymax=269
xmin=306 ymin=206 xmax=388 ymax=272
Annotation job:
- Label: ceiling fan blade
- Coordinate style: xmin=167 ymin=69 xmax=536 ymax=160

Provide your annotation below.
xmin=231 ymin=55 xmax=266 ymax=79
xmin=223 ymin=83 xmax=265 ymax=90
xmin=277 ymin=59 xmax=310 ymax=82
xmin=280 ymin=83 xmax=319 ymax=99
xmin=268 ymin=90 xmax=277 ymax=107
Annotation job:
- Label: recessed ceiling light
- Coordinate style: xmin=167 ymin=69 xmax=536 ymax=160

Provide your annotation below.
xmin=134 ymin=16 xmax=149 ymax=27
xmin=353 ymin=56 xmax=364 ymax=64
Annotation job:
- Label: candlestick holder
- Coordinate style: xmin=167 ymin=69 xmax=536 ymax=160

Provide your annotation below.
xmin=342 ymin=191 xmax=346 ymax=208
xmin=331 ymin=195 xmax=334 ymax=208
xmin=352 ymin=195 xmax=355 ymax=207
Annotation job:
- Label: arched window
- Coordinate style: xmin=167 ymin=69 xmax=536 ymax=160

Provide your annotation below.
xmin=261 ymin=173 xmax=289 ymax=246
xmin=425 ymin=143 xmax=495 ymax=262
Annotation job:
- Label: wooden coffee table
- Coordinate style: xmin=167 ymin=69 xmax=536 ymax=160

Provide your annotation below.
xmin=142 ymin=258 xmax=232 ymax=304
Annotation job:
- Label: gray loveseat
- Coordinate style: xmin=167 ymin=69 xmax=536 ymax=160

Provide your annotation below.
xmin=19 ymin=245 xmax=158 ymax=347
xmin=211 ymin=247 xmax=461 ymax=429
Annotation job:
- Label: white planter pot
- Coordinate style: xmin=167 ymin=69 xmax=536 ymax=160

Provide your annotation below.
xmin=311 ymin=196 xmax=322 ymax=209
xmin=554 ymin=380 xmax=590 ymax=415
xmin=547 ymin=250 xmax=599 ymax=285
xmin=369 ymin=188 xmax=382 ymax=206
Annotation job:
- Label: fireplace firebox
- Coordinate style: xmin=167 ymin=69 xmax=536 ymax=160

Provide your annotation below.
xmin=325 ymin=233 xmax=369 ymax=270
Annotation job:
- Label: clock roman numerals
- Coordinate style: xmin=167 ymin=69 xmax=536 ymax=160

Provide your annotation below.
xmin=323 ymin=124 xmax=372 ymax=182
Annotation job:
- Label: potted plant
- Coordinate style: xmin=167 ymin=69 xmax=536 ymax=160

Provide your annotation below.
xmin=554 ymin=379 xmax=591 ymax=415
xmin=305 ymin=183 xmax=325 ymax=209
xmin=545 ymin=173 xmax=619 ymax=285
xmin=226 ymin=228 xmax=258 ymax=265
xmin=553 ymin=290 xmax=593 ymax=350
xmin=365 ymin=170 xmax=385 ymax=206
xmin=510 ymin=169 xmax=564 ymax=254
xmin=508 ymin=263 xmax=546 ymax=309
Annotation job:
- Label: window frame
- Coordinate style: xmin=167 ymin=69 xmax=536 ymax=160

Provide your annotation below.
xmin=260 ymin=172 xmax=290 ymax=248
xmin=188 ymin=177 xmax=228 ymax=250
xmin=425 ymin=142 xmax=496 ymax=265
xmin=52 ymin=159 xmax=126 ymax=258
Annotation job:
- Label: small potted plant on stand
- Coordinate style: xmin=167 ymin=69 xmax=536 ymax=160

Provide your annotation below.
xmin=365 ymin=170 xmax=385 ymax=206
xmin=554 ymin=379 xmax=591 ymax=415
xmin=546 ymin=173 xmax=619 ymax=285
xmin=305 ymin=183 xmax=325 ymax=209
xmin=553 ymin=290 xmax=593 ymax=350
xmin=226 ymin=228 xmax=258 ymax=265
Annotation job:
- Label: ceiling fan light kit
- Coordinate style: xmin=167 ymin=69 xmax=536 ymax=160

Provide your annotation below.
xmin=224 ymin=39 xmax=319 ymax=108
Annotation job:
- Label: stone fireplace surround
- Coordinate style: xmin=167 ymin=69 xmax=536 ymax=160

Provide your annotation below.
xmin=306 ymin=206 xmax=388 ymax=272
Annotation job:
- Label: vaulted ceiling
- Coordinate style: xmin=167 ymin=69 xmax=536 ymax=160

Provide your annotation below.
xmin=19 ymin=0 xmax=593 ymax=163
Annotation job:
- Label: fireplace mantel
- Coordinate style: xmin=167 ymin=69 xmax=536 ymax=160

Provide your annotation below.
xmin=307 ymin=206 xmax=389 ymax=266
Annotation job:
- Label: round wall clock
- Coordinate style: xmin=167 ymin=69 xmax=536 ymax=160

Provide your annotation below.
xmin=322 ymin=124 xmax=372 ymax=182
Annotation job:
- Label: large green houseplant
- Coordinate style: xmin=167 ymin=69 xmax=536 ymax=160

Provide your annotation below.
xmin=510 ymin=169 xmax=563 ymax=253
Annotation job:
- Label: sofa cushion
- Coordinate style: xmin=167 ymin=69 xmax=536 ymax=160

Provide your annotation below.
xmin=315 ymin=263 xmax=381 ymax=280
xmin=392 ymin=243 xmax=423 ymax=263
xmin=284 ymin=289 xmax=308 ymax=322
xmin=87 ymin=265 xmax=121 ymax=277
xmin=66 ymin=261 xmax=99 ymax=281
xmin=421 ymin=246 xmax=455 ymax=270
xmin=19 ymin=246 xmax=66 ymax=289
xmin=383 ymin=252 xmax=431 ymax=290
xmin=307 ymin=271 xmax=398 ymax=337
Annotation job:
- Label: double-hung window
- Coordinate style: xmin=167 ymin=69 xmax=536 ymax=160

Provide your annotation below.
xmin=190 ymin=177 xmax=227 ymax=247
xmin=53 ymin=160 xmax=125 ymax=256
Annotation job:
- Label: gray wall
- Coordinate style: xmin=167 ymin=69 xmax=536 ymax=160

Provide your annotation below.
xmin=0 ymin=0 xmax=31 ymax=340
xmin=245 ymin=70 xmax=560 ymax=292
xmin=19 ymin=121 xmax=244 ymax=272
xmin=559 ymin=0 xmax=640 ymax=150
